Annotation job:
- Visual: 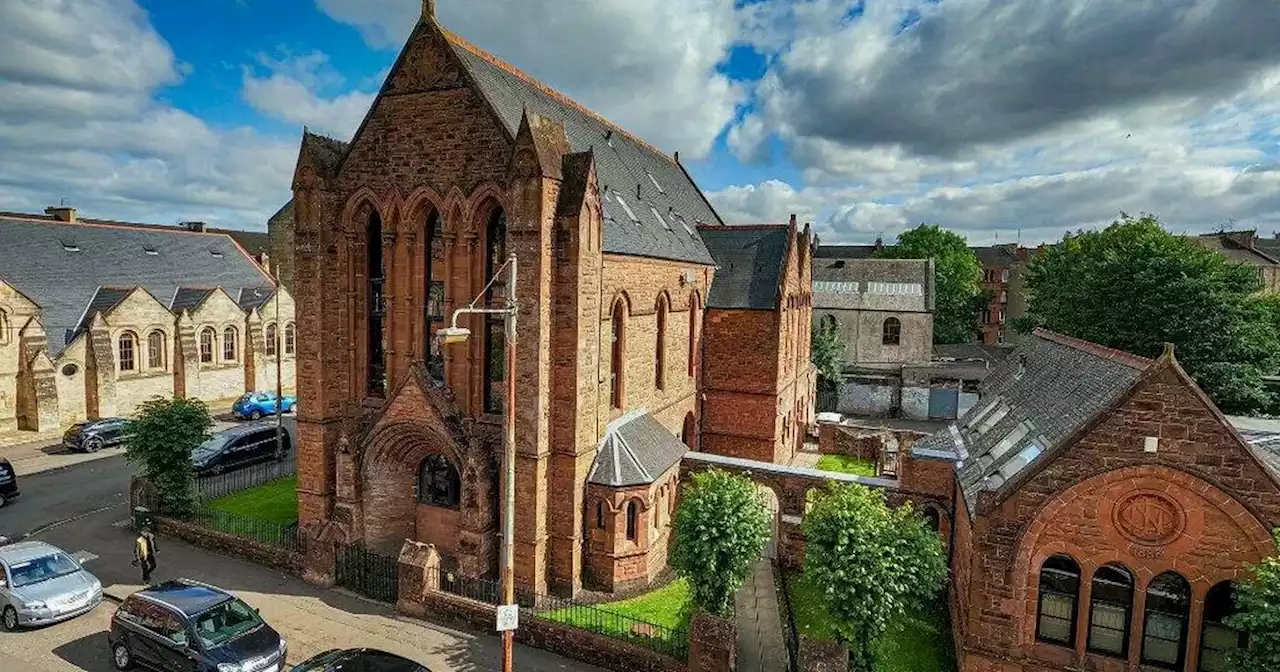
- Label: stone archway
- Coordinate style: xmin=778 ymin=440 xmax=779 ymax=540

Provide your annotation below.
xmin=757 ymin=484 xmax=781 ymax=560
xmin=360 ymin=421 xmax=468 ymax=555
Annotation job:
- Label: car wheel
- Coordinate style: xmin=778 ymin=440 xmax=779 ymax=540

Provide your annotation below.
xmin=250 ymin=410 xmax=263 ymax=420
xmin=112 ymin=642 xmax=134 ymax=670
xmin=85 ymin=437 xmax=104 ymax=453
xmin=2 ymin=606 xmax=20 ymax=631
xmin=0 ymin=495 xmax=6 ymax=509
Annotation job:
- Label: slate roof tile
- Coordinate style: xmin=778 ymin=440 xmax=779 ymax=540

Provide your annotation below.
xmin=698 ymin=225 xmax=789 ymax=310
xmin=588 ymin=410 xmax=689 ymax=487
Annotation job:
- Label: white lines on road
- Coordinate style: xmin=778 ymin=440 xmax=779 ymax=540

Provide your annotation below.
xmin=70 ymin=550 xmax=99 ymax=563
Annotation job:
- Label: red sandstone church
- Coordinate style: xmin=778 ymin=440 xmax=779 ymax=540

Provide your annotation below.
xmin=286 ymin=1 xmax=813 ymax=597
xmin=901 ymin=328 xmax=1280 ymax=672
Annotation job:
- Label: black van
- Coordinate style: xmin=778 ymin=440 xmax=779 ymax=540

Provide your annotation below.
xmin=108 ymin=579 xmax=285 ymax=672
xmin=0 ymin=458 xmax=19 ymax=507
xmin=191 ymin=423 xmax=293 ymax=476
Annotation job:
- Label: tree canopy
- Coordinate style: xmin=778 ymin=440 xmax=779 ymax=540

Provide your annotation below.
xmin=803 ymin=483 xmax=947 ymax=671
xmin=124 ymin=396 xmax=213 ymax=516
xmin=1018 ymin=214 xmax=1280 ymax=414
xmin=669 ymin=469 xmax=771 ymax=617
xmin=1227 ymin=532 xmax=1280 ymax=670
xmin=875 ymin=224 xmax=982 ymax=343
xmin=811 ymin=314 xmax=845 ymax=390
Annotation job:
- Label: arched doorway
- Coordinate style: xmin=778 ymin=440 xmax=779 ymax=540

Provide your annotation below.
xmin=757 ymin=484 xmax=781 ymax=560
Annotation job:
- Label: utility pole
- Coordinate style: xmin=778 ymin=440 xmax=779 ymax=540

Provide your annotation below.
xmin=437 ymin=252 xmax=518 ymax=672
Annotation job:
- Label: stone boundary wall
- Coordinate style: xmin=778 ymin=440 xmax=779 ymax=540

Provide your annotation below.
xmin=151 ymin=514 xmax=305 ymax=576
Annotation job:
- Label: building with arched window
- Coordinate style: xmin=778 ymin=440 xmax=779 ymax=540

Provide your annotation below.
xmin=902 ymin=328 xmax=1280 ymax=672
xmin=0 ymin=210 xmax=296 ymax=433
xmin=285 ymin=3 xmax=731 ymax=598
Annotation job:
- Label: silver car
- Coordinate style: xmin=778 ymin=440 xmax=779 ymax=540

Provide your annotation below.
xmin=0 ymin=541 xmax=103 ymax=629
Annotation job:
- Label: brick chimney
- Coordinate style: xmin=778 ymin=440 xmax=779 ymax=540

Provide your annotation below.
xmin=181 ymin=221 xmax=207 ymax=233
xmin=45 ymin=206 xmax=76 ymax=223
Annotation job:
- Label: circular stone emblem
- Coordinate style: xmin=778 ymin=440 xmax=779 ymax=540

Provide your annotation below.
xmin=60 ymin=362 xmax=79 ymax=377
xmin=1113 ymin=491 xmax=1185 ymax=546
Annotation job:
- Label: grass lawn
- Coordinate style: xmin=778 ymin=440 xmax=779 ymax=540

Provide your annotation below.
xmin=814 ymin=453 xmax=878 ymax=477
xmin=541 ymin=578 xmax=692 ymax=657
xmin=785 ymin=571 xmax=955 ymax=672
xmin=208 ymin=476 xmax=298 ymax=525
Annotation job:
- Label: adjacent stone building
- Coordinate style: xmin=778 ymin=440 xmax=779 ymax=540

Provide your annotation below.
xmin=698 ymin=221 xmax=817 ymax=465
xmin=906 ymin=328 xmax=1280 ymax=672
xmin=288 ymin=3 xmax=769 ymax=597
xmin=0 ymin=208 xmax=295 ymax=433
xmin=1190 ymin=230 xmax=1280 ymax=293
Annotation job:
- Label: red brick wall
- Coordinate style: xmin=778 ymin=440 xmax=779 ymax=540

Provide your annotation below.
xmin=955 ymin=361 xmax=1280 ymax=671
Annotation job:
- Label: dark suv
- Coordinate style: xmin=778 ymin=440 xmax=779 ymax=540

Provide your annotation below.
xmin=291 ymin=649 xmax=430 ymax=672
xmin=0 ymin=458 xmax=18 ymax=507
xmin=108 ymin=580 xmax=285 ymax=672
xmin=63 ymin=418 xmax=132 ymax=453
xmin=192 ymin=423 xmax=292 ymax=476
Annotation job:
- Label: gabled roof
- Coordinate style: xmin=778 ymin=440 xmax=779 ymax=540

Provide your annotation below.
xmin=588 ymin=410 xmax=689 ymax=487
xmin=237 ymin=286 xmax=277 ymax=312
xmin=0 ymin=214 xmax=273 ymax=355
xmin=813 ymin=258 xmax=935 ymax=312
xmin=73 ymin=287 xmax=131 ymax=334
xmin=913 ymin=328 xmax=1152 ymax=505
xmin=699 ymin=225 xmax=790 ymax=310
xmin=169 ymin=287 xmax=216 ymax=313
xmin=267 ymin=200 xmax=295 ymax=227
xmin=438 ymin=28 xmax=718 ymax=266
xmin=814 ymin=244 xmax=879 ymax=259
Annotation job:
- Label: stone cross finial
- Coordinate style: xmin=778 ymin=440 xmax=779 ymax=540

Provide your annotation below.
xmin=423 ymin=0 xmax=435 ymax=20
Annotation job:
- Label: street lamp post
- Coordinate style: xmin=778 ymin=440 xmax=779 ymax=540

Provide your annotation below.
xmin=437 ymin=252 xmax=517 ymax=672
xmin=274 ymin=281 xmax=284 ymax=460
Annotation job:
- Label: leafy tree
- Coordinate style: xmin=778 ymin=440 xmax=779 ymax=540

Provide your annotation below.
xmin=811 ymin=315 xmax=846 ymax=391
xmin=803 ymin=483 xmax=947 ymax=671
xmin=875 ymin=224 xmax=983 ymax=343
xmin=1020 ymin=214 xmax=1280 ymax=414
xmin=669 ymin=469 xmax=771 ymax=617
xmin=1228 ymin=532 xmax=1280 ymax=670
xmin=124 ymin=396 xmax=213 ymax=516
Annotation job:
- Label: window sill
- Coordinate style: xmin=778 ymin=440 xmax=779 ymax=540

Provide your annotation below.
xmin=199 ymin=362 xmax=241 ymax=371
xmin=117 ymin=370 xmax=170 ymax=381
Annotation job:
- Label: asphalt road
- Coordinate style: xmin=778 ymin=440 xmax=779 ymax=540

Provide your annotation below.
xmin=0 ymin=455 xmax=133 ymax=541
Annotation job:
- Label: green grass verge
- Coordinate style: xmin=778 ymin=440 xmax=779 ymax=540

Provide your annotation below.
xmin=208 ymin=476 xmax=299 ymax=525
xmin=540 ymin=578 xmax=692 ymax=658
xmin=785 ymin=571 xmax=955 ymax=672
xmin=814 ymin=453 xmax=878 ymax=477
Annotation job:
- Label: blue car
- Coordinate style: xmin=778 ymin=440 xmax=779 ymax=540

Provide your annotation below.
xmin=231 ymin=392 xmax=296 ymax=420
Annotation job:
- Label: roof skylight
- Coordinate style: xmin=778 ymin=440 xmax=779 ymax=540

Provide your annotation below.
xmin=988 ymin=422 xmax=1031 ymax=460
xmin=614 ymin=193 xmax=640 ymax=223
xmin=647 ymin=172 xmax=665 ymax=194
xmin=651 ymin=207 xmax=671 ymax=231
xmin=976 ymin=404 xmax=1010 ymax=435
xmin=997 ymin=439 xmax=1046 ymax=480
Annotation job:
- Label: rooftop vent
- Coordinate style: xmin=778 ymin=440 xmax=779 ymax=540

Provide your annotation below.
xmin=142 ymin=245 xmax=158 ymax=256
xmin=59 ymin=239 xmax=80 ymax=252
xmin=208 ymin=246 xmax=224 ymax=258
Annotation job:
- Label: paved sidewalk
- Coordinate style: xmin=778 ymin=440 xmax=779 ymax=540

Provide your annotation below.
xmin=35 ymin=509 xmax=600 ymax=672
xmin=735 ymin=558 xmax=787 ymax=672
xmin=1 ymin=418 xmax=240 ymax=476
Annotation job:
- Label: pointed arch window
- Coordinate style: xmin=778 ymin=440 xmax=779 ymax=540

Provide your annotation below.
xmin=655 ymin=294 xmax=668 ymax=390
xmin=222 ymin=326 xmax=238 ymax=362
xmin=483 ymin=207 xmax=507 ymax=414
xmin=688 ymin=291 xmax=701 ymax=377
xmin=0 ymin=308 xmax=9 ymax=345
xmin=625 ymin=500 xmax=639 ymax=541
xmin=200 ymin=327 xmax=215 ymax=363
xmin=366 ymin=208 xmax=386 ymax=397
xmin=596 ymin=501 xmax=606 ymax=529
xmin=1036 ymin=554 xmax=1080 ymax=646
xmin=611 ymin=300 xmax=627 ymax=409
xmin=1142 ymin=571 xmax=1191 ymax=669
xmin=424 ymin=209 xmax=445 ymax=385
xmin=416 ymin=453 xmax=460 ymax=508
xmin=118 ymin=332 xmax=137 ymax=372
xmin=265 ymin=324 xmax=278 ymax=357
xmin=1087 ymin=564 xmax=1134 ymax=657
xmin=1199 ymin=581 xmax=1246 ymax=671
xmin=147 ymin=330 xmax=166 ymax=370
xmin=882 ymin=317 xmax=901 ymax=345
xmin=284 ymin=322 xmax=296 ymax=356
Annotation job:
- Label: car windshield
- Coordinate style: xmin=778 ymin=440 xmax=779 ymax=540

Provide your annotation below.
xmin=192 ymin=437 xmax=226 ymax=458
xmin=193 ymin=598 xmax=263 ymax=648
xmin=8 ymin=552 xmax=81 ymax=587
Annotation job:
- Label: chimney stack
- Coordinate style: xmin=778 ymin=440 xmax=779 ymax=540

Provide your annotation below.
xmin=182 ymin=221 xmax=207 ymax=233
xmin=45 ymin=206 xmax=76 ymax=223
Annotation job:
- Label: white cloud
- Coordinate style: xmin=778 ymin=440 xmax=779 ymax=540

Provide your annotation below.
xmin=0 ymin=0 xmax=295 ymax=229
xmin=315 ymin=0 xmax=749 ymax=158
xmin=241 ymin=50 xmax=377 ymax=139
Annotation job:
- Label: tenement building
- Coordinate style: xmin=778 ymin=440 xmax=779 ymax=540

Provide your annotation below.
xmin=908 ymin=328 xmax=1280 ymax=672
xmin=289 ymin=2 xmax=806 ymax=597
xmin=0 ymin=208 xmax=296 ymax=433
xmin=698 ymin=220 xmax=817 ymax=464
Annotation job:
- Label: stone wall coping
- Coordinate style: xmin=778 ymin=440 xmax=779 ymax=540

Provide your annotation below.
xmin=683 ymin=451 xmax=897 ymax=488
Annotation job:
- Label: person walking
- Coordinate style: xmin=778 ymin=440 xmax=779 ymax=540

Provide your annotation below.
xmin=133 ymin=527 xmax=158 ymax=584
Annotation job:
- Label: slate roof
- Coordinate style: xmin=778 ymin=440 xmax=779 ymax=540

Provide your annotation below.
xmin=698 ymin=225 xmax=789 ymax=310
xmin=441 ymin=29 xmax=719 ymax=266
xmin=214 ymin=228 xmax=270 ymax=256
xmin=813 ymin=258 xmax=934 ymax=312
xmin=911 ymin=328 xmax=1152 ymax=505
xmin=0 ymin=214 xmax=274 ymax=355
xmin=1190 ymin=232 xmax=1280 ymax=267
xmin=169 ymin=288 xmax=216 ymax=313
xmin=74 ymin=287 xmax=131 ymax=334
xmin=588 ymin=410 xmax=689 ymax=487
xmin=815 ymin=244 xmax=879 ymax=259
xmin=1253 ymin=236 xmax=1280 ymax=261
xmin=972 ymin=245 xmax=1021 ymax=268
xmin=237 ymin=286 xmax=278 ymax=312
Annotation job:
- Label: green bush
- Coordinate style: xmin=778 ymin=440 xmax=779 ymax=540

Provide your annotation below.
xmin=125 ymin=396 xmax=212 ymax=517
xmin=669 ymin=469 xmax=771 ymax=617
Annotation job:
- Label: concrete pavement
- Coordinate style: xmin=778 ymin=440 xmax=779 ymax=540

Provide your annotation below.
xmin=735 ymin=559 xmax=787 ymax=672
xmin=8 ymin=505 xmax=601 ymax=672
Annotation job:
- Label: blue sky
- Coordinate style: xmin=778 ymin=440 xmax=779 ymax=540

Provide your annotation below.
xmin=2 ymin=0 xmax=1278 ymax=245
